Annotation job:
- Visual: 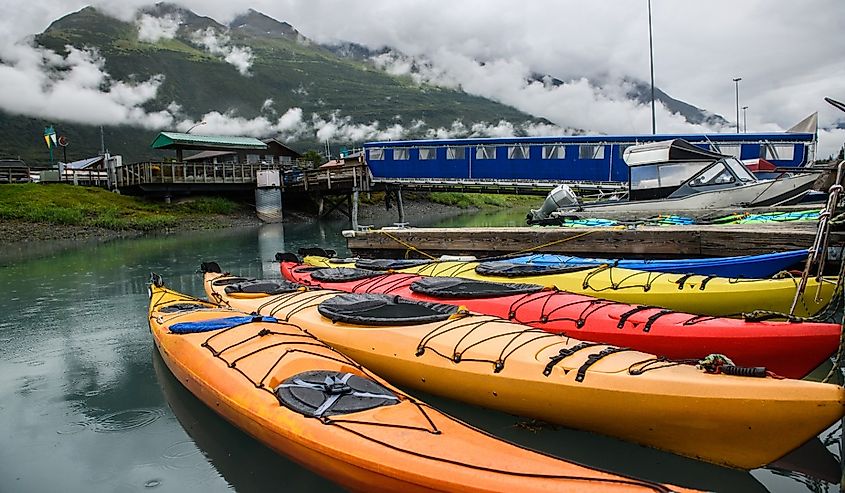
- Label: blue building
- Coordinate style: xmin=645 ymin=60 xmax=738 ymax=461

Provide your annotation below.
xmin=363 ymin=131 xmax=816 ymax=183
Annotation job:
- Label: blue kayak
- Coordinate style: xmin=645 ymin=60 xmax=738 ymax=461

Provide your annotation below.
xmin=506 ymin=249 xmax=809 ymax=278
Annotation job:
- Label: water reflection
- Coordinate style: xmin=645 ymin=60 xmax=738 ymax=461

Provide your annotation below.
xmin=0 ymin=218 xmax=840 ymax=493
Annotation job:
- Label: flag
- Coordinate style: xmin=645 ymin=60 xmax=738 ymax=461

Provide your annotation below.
xmin=43 ymin=126 xmax=57 ymax=148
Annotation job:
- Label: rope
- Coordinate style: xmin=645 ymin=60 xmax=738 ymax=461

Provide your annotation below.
xmin=378 ymin=230 xmax=437 ymax=260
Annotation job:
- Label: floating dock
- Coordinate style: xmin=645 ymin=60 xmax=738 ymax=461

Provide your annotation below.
xmin=344 ymin=223 xmax=842 ymax=259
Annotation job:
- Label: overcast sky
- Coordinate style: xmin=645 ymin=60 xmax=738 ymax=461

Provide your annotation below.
xmin=2 ymin=0 xmax=844 ymax=156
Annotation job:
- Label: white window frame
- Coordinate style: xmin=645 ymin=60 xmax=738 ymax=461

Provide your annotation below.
xmin=446 ymin=146 xmax=466 ymax=160
xmin=541 ymin=144 xmax=565 ymax=159
xmin=762 ymin=143 xmax=795 ymax=161
xmin=507 ymin=144 xmax=529 ymax=160
xmin=368 ymin=148 xmax=384 ymax=160
xmin=394 ymin=148 xmax=409 ymax=160
xmin=476 ymin=145 xmax=497 ymax=159
xmin=579 ymin=144 xmax=605 ymax=160
xmin=418 ymin=147 xmax=435 ymax=160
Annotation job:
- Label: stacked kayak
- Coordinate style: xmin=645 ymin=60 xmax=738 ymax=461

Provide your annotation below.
xmin=301 ymin=255 xmax=836 ymax=317
xmin=278 ymin=258 xmax=840 ymax=378
xmin=203 ymin=265 xmax=845 ymax=469
xmin=503 ymin=249 xmax=808 ymax=278
xmin=149 ymin=278 xmax=689 ymax=492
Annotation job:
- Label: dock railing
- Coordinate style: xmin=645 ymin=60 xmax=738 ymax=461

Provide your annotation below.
xmin=114 ymin=160 xmax=371 ymax=193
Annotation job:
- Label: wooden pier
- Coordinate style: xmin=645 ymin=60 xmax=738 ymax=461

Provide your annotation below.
xmin=344 ymin=223 xmax=843 ymax=259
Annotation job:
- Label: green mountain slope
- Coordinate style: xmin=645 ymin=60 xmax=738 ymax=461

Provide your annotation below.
xmin=3 ymin=5 xmax=540 ymax=164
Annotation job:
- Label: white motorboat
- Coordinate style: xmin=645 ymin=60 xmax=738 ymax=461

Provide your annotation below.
xmin=528 ymin=139 xmax=821 ymax=222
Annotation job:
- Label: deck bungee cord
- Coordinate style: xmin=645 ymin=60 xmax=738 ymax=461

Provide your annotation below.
xmin=152 ymin=278 xmax=686 ymax=492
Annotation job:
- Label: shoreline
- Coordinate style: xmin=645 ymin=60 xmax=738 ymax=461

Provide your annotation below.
xmin=0 ymin=197 xmax=479 ymax=251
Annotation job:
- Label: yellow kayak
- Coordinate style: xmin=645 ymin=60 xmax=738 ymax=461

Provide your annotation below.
xmin=303 ymin=256 xmax=836 ymax=317
xmin=150 ymin=278 xmax=692 ymax=492
xmin=204 ymin=267 xmax=845 ymax=469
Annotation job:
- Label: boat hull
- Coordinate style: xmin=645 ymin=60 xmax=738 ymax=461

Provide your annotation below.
xmin=280 ymin=261 xmax=839 ymax=379
xmin=205 ymin=271 xmax=845 ymax=470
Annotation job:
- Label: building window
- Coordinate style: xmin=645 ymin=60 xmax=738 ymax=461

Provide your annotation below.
xmin=579 ymin=145 xmax=605 ymax=160
xmin=418 ymin=147 xmax=435 ymax=160
xmin=476 ymin=145 xmax=497 ymax=159
xmin=507 ymin=145 xmax=529 ymax=159
xmin=368 ymin=148 xmax=384 ymax=160
xmin=394 ymin=148 xmax=409 ymax=160
xmin=247 ymin=154 xmax=260 ymax=164
xmin=716 ymin=144 xmax=741 ymax=158
xmin=542 ymin=144 xmax=565 ymax=159
xmin=762 ymin=143 xmax=795 ymax=161
xmin=446 ymin=147 xmax=465 ymax=159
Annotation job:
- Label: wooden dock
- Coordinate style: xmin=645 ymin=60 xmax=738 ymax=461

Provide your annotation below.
xmin=344 ymin=223 xmax=842 ymax=259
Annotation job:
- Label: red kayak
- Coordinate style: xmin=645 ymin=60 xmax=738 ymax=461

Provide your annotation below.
xmin=279 ymin=258 xmax=840 ymax=379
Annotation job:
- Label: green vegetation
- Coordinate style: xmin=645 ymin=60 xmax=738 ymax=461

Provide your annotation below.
xmin=1 ymin=6 xmax=541 ymax=165
xmin=428 ymin=192 xmax=539 ymax=209
xmin=0 ymin=183 xmax=243 ymax=231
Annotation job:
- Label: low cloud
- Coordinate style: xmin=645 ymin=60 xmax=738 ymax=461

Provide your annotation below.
xmin=0 ymin=42 xmax=174 ymax=129
xmin=136 ymin=13 xmax=181 ymax=43
xmin=191 ymin=27 xmax=254 ymax=76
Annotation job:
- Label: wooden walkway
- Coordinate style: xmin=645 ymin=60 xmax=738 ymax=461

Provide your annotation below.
xmin=344 ymin=223 xmax=841 ymax=259
xmin=114 ymin=161 xmax=370 ymax=195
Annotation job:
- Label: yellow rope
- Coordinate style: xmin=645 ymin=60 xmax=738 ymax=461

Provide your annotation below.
xmin=377 ymin=226 xmax=624 ymax=261
xmin=378 ymin=230 xmax=438 ymax=260
xmin=508 ymin=228 xmax=620 ymax=256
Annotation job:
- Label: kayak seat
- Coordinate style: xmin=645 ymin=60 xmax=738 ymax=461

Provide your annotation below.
xmin=311 ymin=268 xmax=385 ymax=282
xmin=318 ymin=293 xmax=459 ymax=326
xmin=475 ymin=261 xmax=598 ymax=278
xmin=355 ymin=258 xmax=433 ymax=271
xmin=159 ymin=302 xmax=210 ymax=313
xmin=212 ymin=277 xmax=252 ymax=286
xmin=224 ymin=279 xmax=303 ymax=296
xmin=410 ymin=277 xmax=545 ymax=299
xmin=275 ymin=370 xmax=399 ymax=418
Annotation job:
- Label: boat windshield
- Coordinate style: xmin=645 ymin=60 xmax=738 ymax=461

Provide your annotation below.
xmin=630 ymin=162 xmax=711 ymax=190
xmin=724 ymin=157 xmax=757 ymax=182
xmin=629 ymin=161 xmax=711 ymax=200
xmin=689 ymin=162 xmax=735 ymax=187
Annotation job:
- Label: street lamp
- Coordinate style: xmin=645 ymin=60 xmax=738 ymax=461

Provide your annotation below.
xmin=741 ymin=106 xmax=748 ymax=133
xmin=186 ymin=121 xmax=207 ymax=134
xmin=732 ymin=77 xmax=742 ymax=133
xmin=648 ymin=0 xmax=656 ymax=134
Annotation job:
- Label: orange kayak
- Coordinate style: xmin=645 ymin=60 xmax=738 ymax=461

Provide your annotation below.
xmin=202 ymin=267 xmax=845 ymax=470
xmin=149 ymin=277 xmax=689 ymax=492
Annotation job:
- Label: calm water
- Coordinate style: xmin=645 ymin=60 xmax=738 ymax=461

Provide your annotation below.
xmin=0 ymin=212 xmax=841 ymax=492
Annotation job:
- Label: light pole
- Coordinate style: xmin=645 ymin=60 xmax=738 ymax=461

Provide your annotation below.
xmin=732 ymin=77 xmax=741 ymax=133
xmin=648 ymin=0 xmax=656 ymax=134
xmin=186 ymin=121 xmax=207 ymax=134
xmin=741 ymin=106 xmax=748 ymax=133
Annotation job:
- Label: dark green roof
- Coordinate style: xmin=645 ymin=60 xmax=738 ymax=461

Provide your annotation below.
xmin=151 ymin=132 xmax=268 ymax=150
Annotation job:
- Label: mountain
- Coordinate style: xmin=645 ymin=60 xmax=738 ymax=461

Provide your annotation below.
xmin=0 ymin=4 xmax=726 ymax=164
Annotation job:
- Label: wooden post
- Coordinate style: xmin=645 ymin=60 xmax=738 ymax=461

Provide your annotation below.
xmin=352 ymin=190 xmax=359 ymax=230
xmin=396 ymin=188 xmax=405 ymax=223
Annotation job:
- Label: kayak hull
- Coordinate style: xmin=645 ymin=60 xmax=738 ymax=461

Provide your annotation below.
xmin=280 ymin=262 xmax=840 ymax=379
xmin=205 ymin=271 xmax=845 ymax=470
xmin=303 ymin=256 xmax=836 ymax=318
xmin=508 ymin=249 xmax=808 ymax=278
xmin=150 ymin=284 xmax=675 ymax=492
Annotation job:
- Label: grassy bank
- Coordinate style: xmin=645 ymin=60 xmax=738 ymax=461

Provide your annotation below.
xmin=427 ymin=192 xmax=539 ymax=209
xmin=358 ymin=191 xmax=539 ymax=209
xmin=0 ymin=183 xmax=243 ymax=231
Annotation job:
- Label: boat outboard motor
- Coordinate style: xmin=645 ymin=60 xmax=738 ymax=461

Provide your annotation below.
xmin=527 ymin=184 xmax=579 ymax=222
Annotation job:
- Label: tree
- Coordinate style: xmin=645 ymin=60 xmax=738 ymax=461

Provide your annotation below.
xmin=300 ymin=150 xmax=325 ymax=169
